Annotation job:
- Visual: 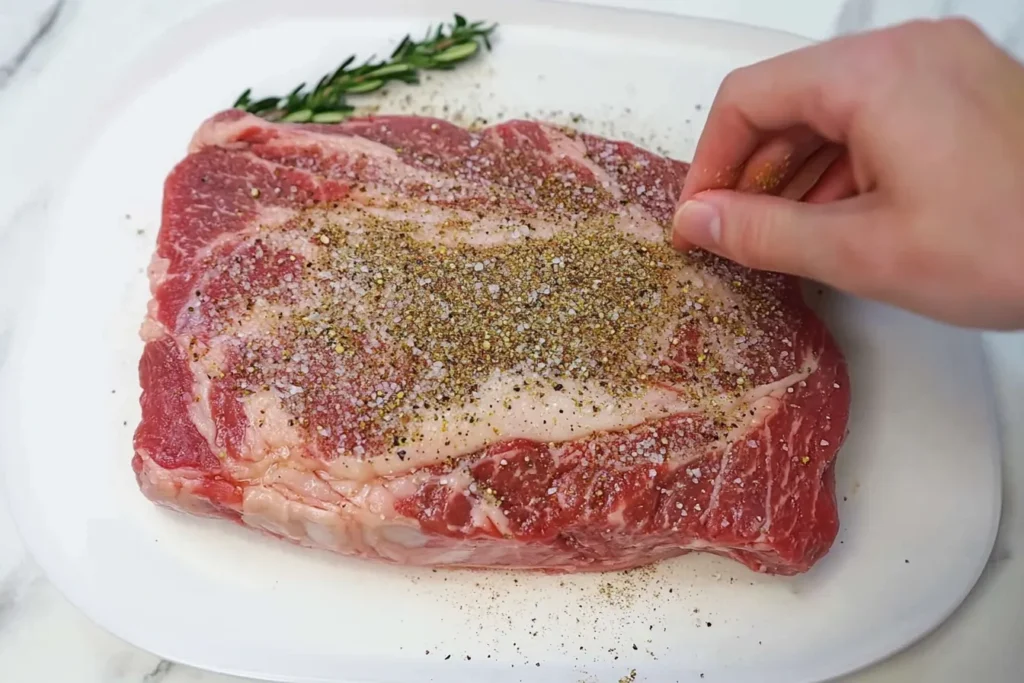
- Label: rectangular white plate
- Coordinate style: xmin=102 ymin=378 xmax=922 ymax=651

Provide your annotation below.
xmin=0 ymin=1 xmax=1001 ymax=682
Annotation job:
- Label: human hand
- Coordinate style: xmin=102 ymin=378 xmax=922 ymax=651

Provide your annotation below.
xmin=672 ymin=18 xmax=1024 ymax=329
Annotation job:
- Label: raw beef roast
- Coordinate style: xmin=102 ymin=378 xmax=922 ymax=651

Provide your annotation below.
xmin=134 ymin=110 xmax=850 ymax=575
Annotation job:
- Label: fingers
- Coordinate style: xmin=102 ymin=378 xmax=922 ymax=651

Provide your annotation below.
xmin=671 ymin=37 xmax=873 ymax=270
xmin=680 ymin=31 xmax=881 ymax=204
xmin=672 ymin=189 xmax=889 ymax=294
xmin=735 ymin=126 xmax=823 ymax=195
xmin=803 ymin=152 xmax=857 ymax=203
xmin=780 ymin=144 xmax=846 ymax=201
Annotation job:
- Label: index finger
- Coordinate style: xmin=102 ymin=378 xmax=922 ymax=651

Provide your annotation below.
xmin=680 ymin=33 xmax=871 ymax=202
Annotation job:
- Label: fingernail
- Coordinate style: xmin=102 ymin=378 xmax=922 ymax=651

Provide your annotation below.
xmin=673 ymin=200 xmax=721 ymax=249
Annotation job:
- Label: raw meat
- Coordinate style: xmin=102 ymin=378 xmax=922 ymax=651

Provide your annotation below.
xmin=133 ymin=110 xmax=850 ymax=575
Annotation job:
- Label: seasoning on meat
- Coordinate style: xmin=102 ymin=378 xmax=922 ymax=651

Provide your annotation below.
xmin=133 ymin=110 xmax=850 ymax=575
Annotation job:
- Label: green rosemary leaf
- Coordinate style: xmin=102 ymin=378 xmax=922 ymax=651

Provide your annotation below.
xmin=247 ymin=97 xmax=282 ymax=114
xmin=281 ymin=109 xmax=314 ymax=123
xmin=311 ymin=110 xmax=351 ymax=123
xmin=343 ymin=79 xmax=385 ymax=94
xmin=390 ymin=35 xmax=411 ymax=59
xmin=314 ymin=72 xmax=332 ymax=93
xmin=363 ymin=62 xmax=415 ymax=78
xmin=331 ymin=55 xmax=357 ymax=81
xmin=236 ymin=15 xmax=497 ymax=121
xmin=284 ymin=82 xmax=306 ymax=111
xmin=433 ymin=41 xmax=479 ymax=63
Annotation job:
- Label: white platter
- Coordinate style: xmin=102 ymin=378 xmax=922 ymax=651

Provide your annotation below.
xmin=0 ymin=1 xmax=1002 ymax=682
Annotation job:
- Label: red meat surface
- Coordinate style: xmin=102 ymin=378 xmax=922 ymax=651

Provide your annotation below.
xmin=133 ymin=110 xmax=849 ymax=575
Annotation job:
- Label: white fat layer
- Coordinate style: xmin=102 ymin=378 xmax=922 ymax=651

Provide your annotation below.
xmin=366 ymin=373 xmax=692 ymax=478
xmin=189 ymin=114 xmax=258 ymax=152
xmin=316 ymin=200 xmax=667 ymax=250
xmin=141 ymin=256 xmax=172 ymax=341
xmin=187 ymin=345 xmax=220 ymax=450
xmin=241 ymin=390 xmax=304 ymax=455
xmin=215 ymin=339 xmax=818 ymax=484
xmin=544 ymin=127 xmax=622 ymax=198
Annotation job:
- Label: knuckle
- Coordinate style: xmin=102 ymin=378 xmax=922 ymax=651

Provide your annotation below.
xmin=863 ymin=19 xmax=947 ymax=71
xmin=938 ymin=16 xmax=985 ymax=41
xmin=858 ymin=29 xmax=914 ymax=74
xmin=809 ymin=35 xmax=909 ymax=134
xmin=825 ymin=24 xmax=938 ymax=127
xmin=875 ymin=17 xmax=983 ymax=62
xmin=898 ymin=18 xmax=942 ymax=37
xmin=717 ymin=67 xmax=750 ymax=104
xmin=802 ymin=78 xmax=843 ymax=137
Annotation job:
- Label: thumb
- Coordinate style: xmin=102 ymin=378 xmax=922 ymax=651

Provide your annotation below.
xmin=671 ymin=189 xmax=884 ymax=291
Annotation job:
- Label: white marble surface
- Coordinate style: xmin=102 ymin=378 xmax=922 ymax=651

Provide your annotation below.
xmin=0 ymin=1 xmax=1022 ymax=681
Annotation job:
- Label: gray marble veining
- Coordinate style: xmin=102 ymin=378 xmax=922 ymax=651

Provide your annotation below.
xmin=0 ymin=560 xmax=43 ymax=639
xmin=142 ymin=660 xmax=177 ymax=682
xmin=834 ymin=0 xmax=875 ymax=35
xmin=0 ymin=0 xmax=65 ymax=91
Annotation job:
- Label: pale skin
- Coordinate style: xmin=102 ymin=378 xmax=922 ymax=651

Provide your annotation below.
xmin=672 ymin=18 xmax=1024 ymax=330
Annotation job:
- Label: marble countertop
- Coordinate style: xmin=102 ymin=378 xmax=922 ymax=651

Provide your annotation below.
xmin=1 ymin=1 xmax=1022 ymax=681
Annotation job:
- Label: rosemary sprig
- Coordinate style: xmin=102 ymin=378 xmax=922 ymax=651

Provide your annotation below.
xmin=233 ymin=14 xmax=496 ymax=123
